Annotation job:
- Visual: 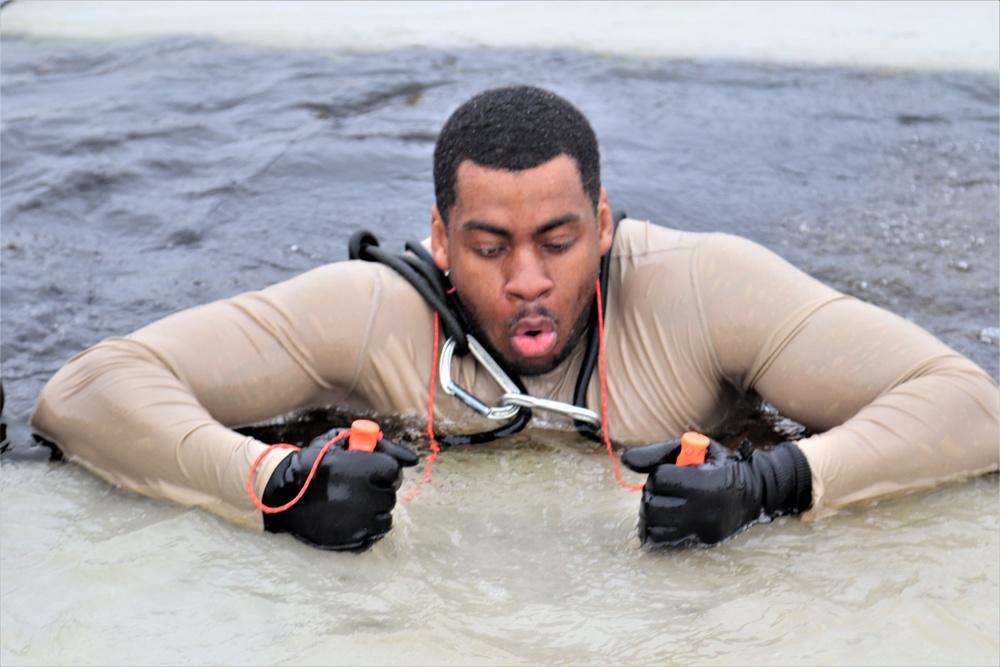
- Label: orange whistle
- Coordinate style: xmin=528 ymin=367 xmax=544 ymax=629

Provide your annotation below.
xmin=347 ymin=419 xmax=381 ymax=452
xmin=676 ymin=431 xmax=709 ymax=466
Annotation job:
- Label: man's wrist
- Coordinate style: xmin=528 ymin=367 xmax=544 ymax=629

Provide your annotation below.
xmin=763 ymin=442 xmax=813 ymax=516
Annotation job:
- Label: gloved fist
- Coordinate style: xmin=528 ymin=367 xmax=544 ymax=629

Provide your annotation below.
xmin=621 ymin=437 xmax=812 ymax=547
xmin=262 ymin=429 xmax=419 ymax=551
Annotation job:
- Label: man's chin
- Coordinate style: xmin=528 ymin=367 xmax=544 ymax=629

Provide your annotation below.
xmin=505 ymin=355 xmax=560 ymax=377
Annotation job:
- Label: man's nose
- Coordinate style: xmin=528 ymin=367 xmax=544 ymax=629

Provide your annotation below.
xmin=505 ymin=247 xmax=553 ymax=302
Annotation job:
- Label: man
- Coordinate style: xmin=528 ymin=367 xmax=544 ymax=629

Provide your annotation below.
xmin=31 ymin=85 xmax=999 ymax=552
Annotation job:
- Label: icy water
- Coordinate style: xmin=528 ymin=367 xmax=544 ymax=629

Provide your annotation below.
xmin=1 ymin=35 xmax=998 ymax=666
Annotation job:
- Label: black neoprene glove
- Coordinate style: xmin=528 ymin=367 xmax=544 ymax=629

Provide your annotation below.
xmin=621 ymin=437 xmax=813 ymax=547
xmin=262 ymin=429 xmax=419 ymax=551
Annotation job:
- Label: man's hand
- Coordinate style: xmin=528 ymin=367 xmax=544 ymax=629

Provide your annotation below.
xmin=262 ymin=429 xmax=419 ymax=551
xmin=621 ymin=437 xmax=812 ymax=547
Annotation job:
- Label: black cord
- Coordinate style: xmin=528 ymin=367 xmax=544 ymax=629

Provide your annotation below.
xmin=349 ymin=230 xmax=468 ymax=353
xmin=572 ymin=212 xmax=623 ymax=441
xmin=435 ymin=406 xmax=532 ymax=446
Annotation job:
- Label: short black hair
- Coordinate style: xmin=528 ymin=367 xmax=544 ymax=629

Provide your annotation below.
xmin=433 ymin=85 xmax=601 ymax=225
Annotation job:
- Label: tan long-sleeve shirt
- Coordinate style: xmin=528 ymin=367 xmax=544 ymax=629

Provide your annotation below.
xmin=31 ymin=219 xmax=999 ymax=528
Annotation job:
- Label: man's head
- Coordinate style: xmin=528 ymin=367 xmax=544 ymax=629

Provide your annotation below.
xmin=433 ymin=85 xmax=602 ymax=225
xmin=430 ymin=86 xmax=614 ymax=377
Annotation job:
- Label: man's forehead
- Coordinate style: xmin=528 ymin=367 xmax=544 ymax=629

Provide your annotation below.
xmin=454 ymin=154 xmax=583 ymax=183
xmin=450 ymin=160 xmax=591 ymax=226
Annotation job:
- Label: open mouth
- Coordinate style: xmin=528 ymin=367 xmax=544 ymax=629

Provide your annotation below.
xmin=510 ymin=318 xmax=557 ymax=358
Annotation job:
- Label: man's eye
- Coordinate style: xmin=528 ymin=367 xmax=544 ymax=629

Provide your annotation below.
xmin=543 ymin=239 xmax=575 ymax=253
xmin=473 ymin=245 xmax=504 ymax=258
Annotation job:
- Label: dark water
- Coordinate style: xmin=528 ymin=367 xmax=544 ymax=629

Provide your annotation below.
xmin=1 ymin=36 xmax=998 ymax=458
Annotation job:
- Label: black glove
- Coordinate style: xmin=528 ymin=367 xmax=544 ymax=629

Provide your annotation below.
xmin=621 ymin=437 xmax=812 ymax=547
xmin=262 ymin=429 xmax=419 ymax=551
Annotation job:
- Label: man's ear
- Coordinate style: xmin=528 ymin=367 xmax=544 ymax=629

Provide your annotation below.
xmin=597 ymin=188 xmax=614 ymax=256
xmin=430 ymin=206 xmax=450 ymax=272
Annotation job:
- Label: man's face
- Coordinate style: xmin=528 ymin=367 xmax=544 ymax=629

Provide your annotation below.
xmin=431 ymin=154 xmax=614 ymax=376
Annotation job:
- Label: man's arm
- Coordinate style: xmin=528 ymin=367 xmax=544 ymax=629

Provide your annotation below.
xmin=699 ymin=234 xmax=999 ymax=517
xmin=30 ymin=262 xmax=382 ymax=528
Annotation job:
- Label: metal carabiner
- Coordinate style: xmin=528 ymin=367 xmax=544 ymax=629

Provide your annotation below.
xmin=497 ymin=393 xmax=601 ymax=427
xmin=438 ymin=334 xmax=603 ymax=428
xmin=438 ymin=336 xmax=521 ymax=420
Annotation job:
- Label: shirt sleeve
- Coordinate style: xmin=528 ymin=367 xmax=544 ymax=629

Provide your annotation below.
xmin=30 ymin=261 xmax=386 ymax=529
xmin=695 ymin=233 xmax=999 ymax=518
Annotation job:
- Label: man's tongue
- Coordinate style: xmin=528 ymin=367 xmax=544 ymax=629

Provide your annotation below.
xmin=511 ymin=319 xmax=557 ymax=358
